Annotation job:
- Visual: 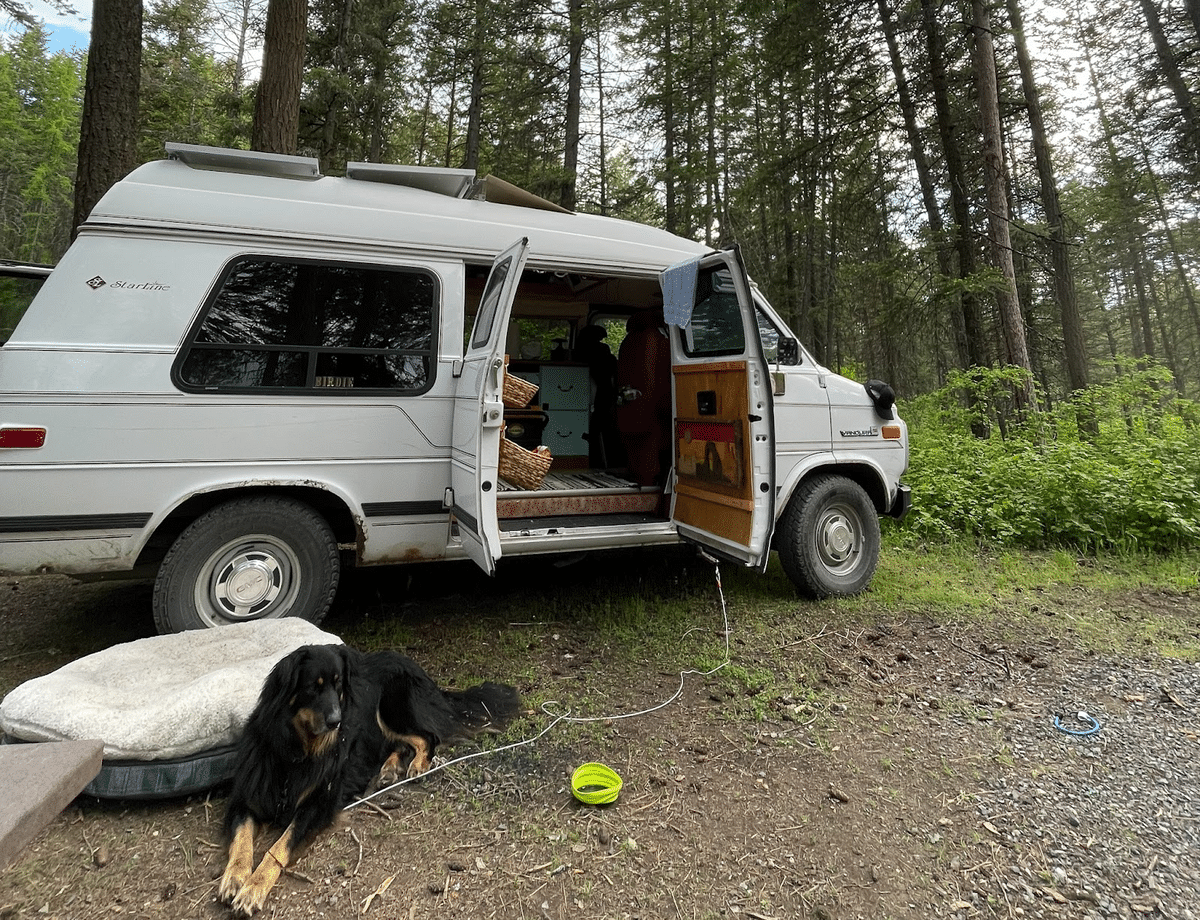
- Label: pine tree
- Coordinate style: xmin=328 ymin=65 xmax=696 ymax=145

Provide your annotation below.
xmin=252 ymin=0 xmax=306 ymax=153
xmin=73 ymin=0 xmax=142 ymax=234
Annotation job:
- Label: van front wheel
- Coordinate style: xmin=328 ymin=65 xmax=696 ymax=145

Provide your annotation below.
xmin=152 ymin=497 xmax=340 ymax=634
xmin=777 ymin=474 xmax=880 ymax=598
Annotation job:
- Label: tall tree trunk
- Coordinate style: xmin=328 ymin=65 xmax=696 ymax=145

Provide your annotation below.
xmin=1147 ymin=276 xmax=1184 ymax=393
xmin=1137 ymin=142 xmax=1200 ymax=344
xmin=73 ymin=0 xmax=142 ymax=236
xmin=1140 ymin=0 xmax=1200 ymax=169
xmin=595 ymin=23 xmax=608 ymax=214
xmin=1188 ymin=0 xmax=1200 ymax=42
xmin=876 ymin=0 xmax=952 ymax=268
xmin=1131 ymin=251 xmax=1156 ymax=360
xmin=318 ymin=0 xmax=355 ymax=170
xmin=663 ymin=13 xmax=678 ymax=235
xmin=221 ymin=0 xmax=254 ymax=91
xmin=416 ymin=71 xmax=433 ymax=165
xmin=252 ymin=0 xmax=307 ymax=154
xmin=1080 ymin=32 xmax=1159 ymax=365
xmin=704 ymin=1 xmax=719 ymax=246
xmin=444 ymin=51 xmax=457 ymax=167
xmin=921 ymin=0 xmax=988 ymax=380
xmin=367 ymin=54 xmax=387 ymax=163
xmin=463 ymin=3 xmax=484 ymax=170
xmin=877 ymin=0 xmax=965 ymax=375
xmin=972 ymin=0 xmax=1033 ymax=409
xmin=1008 ymin=0 xmax=1090 ymax=421
xmin=561 ymin=0 xmax=583 ymax=210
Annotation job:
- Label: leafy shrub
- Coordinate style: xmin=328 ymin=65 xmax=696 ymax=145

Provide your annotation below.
xmin=897 ymin=364 xmax=1200 ymax=552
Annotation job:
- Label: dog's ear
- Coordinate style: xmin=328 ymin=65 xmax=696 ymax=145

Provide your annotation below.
xmin=243 ymin=646 xmax=309 ymax=747
xmin=259 ymin=647 xmax=307 ymax=710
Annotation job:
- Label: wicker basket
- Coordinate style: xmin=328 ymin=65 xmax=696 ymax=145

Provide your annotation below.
xmin=502 ymin=358 xmax=539 ymax=409
xmin=498 ymin=433 xmax=552 ymax=490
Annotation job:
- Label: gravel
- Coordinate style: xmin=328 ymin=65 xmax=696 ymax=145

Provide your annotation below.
xmin=969 ymin=655 xmax=1200 ymax=919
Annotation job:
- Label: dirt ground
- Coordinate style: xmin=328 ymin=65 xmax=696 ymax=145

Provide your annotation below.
xmin=1 ymin=550 xmax=1197 ymax=920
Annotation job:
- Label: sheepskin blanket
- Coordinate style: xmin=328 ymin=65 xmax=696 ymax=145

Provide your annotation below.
xmin=0 ymin=620 xmax=341 ymax=761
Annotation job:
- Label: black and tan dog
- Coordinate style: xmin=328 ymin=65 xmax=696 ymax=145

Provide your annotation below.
xmin=217 ymin=643 xmax=519 ymax=916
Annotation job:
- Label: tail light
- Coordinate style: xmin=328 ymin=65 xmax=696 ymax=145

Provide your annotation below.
xmin=0 ymin=427 xmax=46 ymax=448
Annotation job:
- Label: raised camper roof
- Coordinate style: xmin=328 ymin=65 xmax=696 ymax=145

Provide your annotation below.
xmin=85 ymin=143 xmax=708 ymax=274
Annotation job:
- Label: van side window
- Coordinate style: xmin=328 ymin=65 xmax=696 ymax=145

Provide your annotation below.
xmin=469 ymin=255 xmax=512 ymax=350
xmin=681 ymin=267 xmax=745 ymax=357
xmin=176 ymin=258 xmax=437 ymax=393
xmin=0 ymin=270 xmax=49 ymax=345
xmin=755 ymin=309 xmax=780 ymax=362
xmin=755 ymin=307 xmax=801 ymax=365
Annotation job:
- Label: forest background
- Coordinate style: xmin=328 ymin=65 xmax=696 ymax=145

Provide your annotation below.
xmin=2 ymin=0 xmax=1200 ymax=557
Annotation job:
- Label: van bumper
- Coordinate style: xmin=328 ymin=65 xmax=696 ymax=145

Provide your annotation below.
xmin=887 ymin=483 xmax=912 ymax=521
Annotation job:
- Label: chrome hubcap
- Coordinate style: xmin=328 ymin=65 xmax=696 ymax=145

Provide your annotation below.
xmin=196 ymin=535 xmax=301 ymax=626
xmin=215 ymin=552 xmax=283 ymax=618
xmin=817 ymin=504 xmax=862 ymax=575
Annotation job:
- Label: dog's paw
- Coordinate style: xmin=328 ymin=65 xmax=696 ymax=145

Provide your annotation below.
xmin=230 ymin=880 xmax=270 ymax=917
xmin=404 ymin=750 xmax=431 ymax=778
xmin=374 ymin=764 xmax=401 ymax=791
xmin=217 ymin=867 xmax=248 ymax=904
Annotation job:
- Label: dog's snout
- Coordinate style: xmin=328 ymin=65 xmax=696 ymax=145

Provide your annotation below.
xmin=325 ymin=703 xmax=342 ymax=730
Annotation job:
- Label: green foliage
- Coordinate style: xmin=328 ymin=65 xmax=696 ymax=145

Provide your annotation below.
xmin=899 ymin=363 xmax=1200 ymax=552
xmin=140 ymin=0 xmax=246 ymax=161
xmin=0 ymin=25 xmax=83 ymax=263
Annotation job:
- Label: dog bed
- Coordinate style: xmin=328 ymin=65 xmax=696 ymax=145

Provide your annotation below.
xmin=0 ymin=619 xmax=342 ymax=799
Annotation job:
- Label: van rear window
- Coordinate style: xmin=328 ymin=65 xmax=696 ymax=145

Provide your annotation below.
xmin=176 ymin=257 xmax=437 ymax=393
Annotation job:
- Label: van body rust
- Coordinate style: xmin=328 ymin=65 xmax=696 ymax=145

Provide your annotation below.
xmin=0 ymin=144 xmax=910 ymax=634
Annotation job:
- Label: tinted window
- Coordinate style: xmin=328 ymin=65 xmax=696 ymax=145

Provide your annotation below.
xmin=0 ymin=273 xmax=48 ymax=345
xmin=682 ymin=267 xmax=746 ymax=357
xmin=178 ymin=258 xmax=436 ymax=392
xmin=470 ymin=256 xmax=511 ymax=350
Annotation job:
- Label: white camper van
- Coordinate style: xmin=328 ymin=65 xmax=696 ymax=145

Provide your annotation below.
xmin=0 ymin=143 xmax=910 ymax=634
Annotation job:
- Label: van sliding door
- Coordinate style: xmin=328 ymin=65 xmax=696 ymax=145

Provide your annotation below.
xmin=667 ymin=249 xmax=775 ymax=568
xmin=450 ymin=238 xmax=529 ymax=574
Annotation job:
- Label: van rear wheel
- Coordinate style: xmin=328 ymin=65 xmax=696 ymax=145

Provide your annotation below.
xmin=152 ymin=496 xmax=340 ymax=634
xmin=777 ymin=474 xmax=880 ymax=598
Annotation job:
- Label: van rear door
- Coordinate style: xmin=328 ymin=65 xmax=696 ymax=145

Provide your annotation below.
xmin=450 ymin=238 xmax=529 ymax=574
xmin=667 ymin=250 xmax=775 ymax=568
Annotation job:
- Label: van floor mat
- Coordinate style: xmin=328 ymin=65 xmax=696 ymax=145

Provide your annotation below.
xmin=498 ymin=511 xmax=663 ymax=531
xmin=498 ymin=471 xmax=641 ymax=493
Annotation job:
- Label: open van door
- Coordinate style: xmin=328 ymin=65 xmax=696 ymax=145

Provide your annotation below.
xmin=666 ymin=249 xmax=775 ymax=568
xmin=450 ymin=238 xmax=529 ymax=574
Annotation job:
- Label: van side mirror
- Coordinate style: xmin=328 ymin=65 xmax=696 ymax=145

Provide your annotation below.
xmin=865 ymin=379 xmax=896 ymax=420
xmin=777 ymin=336 xmax=799 ymax=365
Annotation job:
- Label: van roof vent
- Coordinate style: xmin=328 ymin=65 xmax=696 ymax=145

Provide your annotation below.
xmin=165 ymin=142 xmax=321 ymax=180
xmin=345 ymin=162 xmax=475 ymax=198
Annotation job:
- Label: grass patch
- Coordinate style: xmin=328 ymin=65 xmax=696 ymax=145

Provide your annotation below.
xmin=334 ymin=540 xmax=1200 ymax=720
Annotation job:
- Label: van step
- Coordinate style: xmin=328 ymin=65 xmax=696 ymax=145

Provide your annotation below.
xmin=497 ymin=471 xmax=661 ymax=520
xmin=499 ymin=512 xmax=663 ymax=532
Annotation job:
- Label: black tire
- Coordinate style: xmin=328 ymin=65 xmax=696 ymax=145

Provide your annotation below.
xmin=152 ymin=496 xmax=340 ymax=634
xmin=777 ymin=474 xmax=881 ymax=599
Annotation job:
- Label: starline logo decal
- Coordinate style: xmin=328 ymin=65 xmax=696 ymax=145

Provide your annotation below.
xmin=839 ymin=426 xmax=879 ymax=438
xmin=86 ymin=277 xmax=170 ymax=292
